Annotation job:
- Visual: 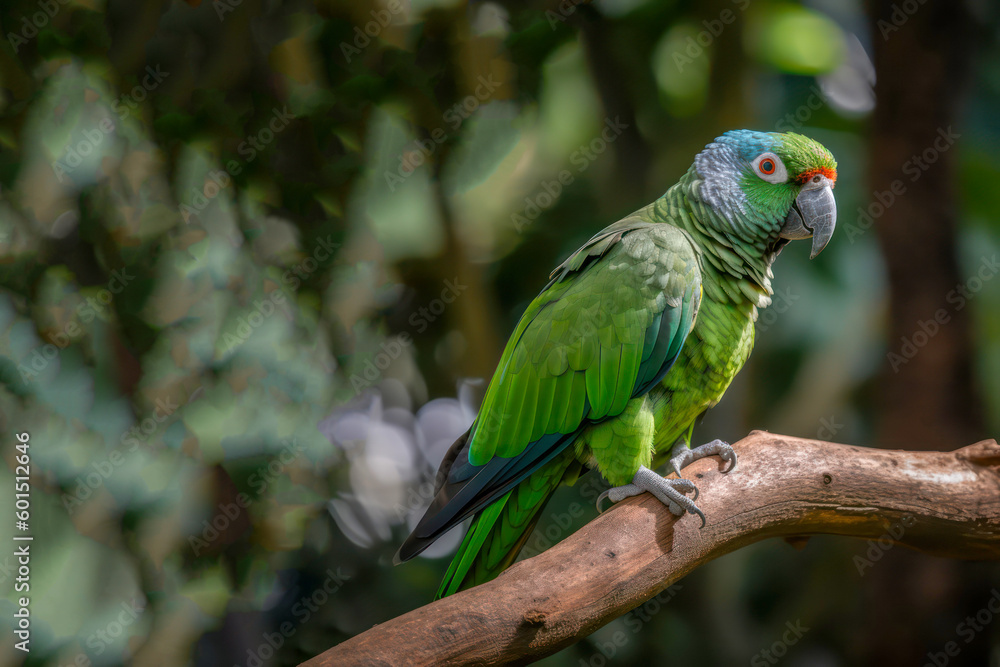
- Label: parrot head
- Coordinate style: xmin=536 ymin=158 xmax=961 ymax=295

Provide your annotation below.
xmin=694 ymin=130 xmax=838 ymax=258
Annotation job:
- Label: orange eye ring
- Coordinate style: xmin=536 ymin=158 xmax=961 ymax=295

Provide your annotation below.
xmin=759 ymin=159 xmax=776 ymax=175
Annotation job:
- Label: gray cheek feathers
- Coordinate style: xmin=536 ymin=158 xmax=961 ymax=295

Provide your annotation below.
xmin=693 ymin=142 xmax=748 ymax=226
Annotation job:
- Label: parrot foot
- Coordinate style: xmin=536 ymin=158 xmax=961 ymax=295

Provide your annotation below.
xmin=596 ymin=466 xmax=705 ymax=527
xmin=669 ymin=438 xmax=737 ymax=476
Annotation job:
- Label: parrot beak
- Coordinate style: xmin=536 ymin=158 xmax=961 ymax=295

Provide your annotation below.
xmin=779 ymin=176 xmax=837 ymax=259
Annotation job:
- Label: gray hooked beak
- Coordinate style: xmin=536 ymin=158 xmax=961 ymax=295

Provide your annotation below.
xmin=779 ymin=176 xmax=837 ymax=259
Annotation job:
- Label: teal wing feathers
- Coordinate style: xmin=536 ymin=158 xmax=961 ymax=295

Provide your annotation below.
xmin=471 ymin=219 xmax=702 ymax=463
xmin=395 ymin=217 xmax=702 ymax=562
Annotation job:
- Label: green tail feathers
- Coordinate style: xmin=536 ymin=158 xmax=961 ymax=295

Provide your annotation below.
xmin=436 ymin=454 xmax=580 ymax=599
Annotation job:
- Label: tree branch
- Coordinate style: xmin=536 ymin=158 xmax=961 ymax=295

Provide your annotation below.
xmin=301 ymin=432 xmax=1000 ymax=666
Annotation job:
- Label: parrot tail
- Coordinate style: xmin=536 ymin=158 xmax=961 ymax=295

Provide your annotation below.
xmin=435 ymin=451 xmax=581 ymax=599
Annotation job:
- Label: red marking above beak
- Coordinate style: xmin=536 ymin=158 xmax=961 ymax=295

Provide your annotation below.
xmin=797 ymin=166 xmax=837 ymax=186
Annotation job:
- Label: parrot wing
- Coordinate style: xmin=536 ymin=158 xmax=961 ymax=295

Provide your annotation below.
xmin=396 ymin=216 xmax=702 ymax=562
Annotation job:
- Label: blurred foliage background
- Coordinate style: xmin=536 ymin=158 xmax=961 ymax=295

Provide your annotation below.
xmin=0 ymin=0 xmax=998 ymax=665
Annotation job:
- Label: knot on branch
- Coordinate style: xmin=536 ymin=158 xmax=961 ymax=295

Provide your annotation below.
xmin=956 ymin=440 xmax=1000 ymax=468
xmin=522 ymin=609 xmax=548 ymax=627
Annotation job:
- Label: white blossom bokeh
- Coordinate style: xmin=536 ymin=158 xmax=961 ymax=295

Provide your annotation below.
xmin=319 ymin=378 xmax=481 ymax=557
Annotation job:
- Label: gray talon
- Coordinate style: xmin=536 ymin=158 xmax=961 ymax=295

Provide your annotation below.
xmin=670 ymin=438 xmax=737 ymax=476
xmin=599 ymin=466 xmax=706 ymax=527
xmin=598 ymin=440 xmax=735 ymax=526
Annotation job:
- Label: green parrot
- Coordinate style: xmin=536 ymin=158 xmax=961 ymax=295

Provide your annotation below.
xmin=395 ymin=130 xmax=838 ymax=599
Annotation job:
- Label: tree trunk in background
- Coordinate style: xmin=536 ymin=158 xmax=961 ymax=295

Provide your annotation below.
xmin=865 ymin=1 xmax=986 ymax=666
xmin=576 ymin=5 xmax=651 ymax=203
xmin=869 ymin=0 xmax=982 ymax=450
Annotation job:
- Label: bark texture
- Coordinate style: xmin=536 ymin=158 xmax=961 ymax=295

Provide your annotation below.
xmin=301 ymin=432 xmax=1000 ymax=667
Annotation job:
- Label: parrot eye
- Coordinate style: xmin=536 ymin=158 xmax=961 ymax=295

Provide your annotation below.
xmin=751 ymin=152 xmax=788 ymax=184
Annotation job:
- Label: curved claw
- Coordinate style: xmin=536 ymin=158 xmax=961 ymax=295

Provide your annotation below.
xmin=664 ymin=477 xmax=699 ymax=503
xmin=673 ymin=439 xmax=738 ymax=475
xmin=669 ymin=484 xmax=705 ymax=527
xmin=719 ymin=447 xmax=738 ymax=473
xmin=661 ymin=488 xmax=706 ymax=528
xmin=596 ymin=483 xmax=644 ymax=513
xmin=669 ymin=452 xmax=691 ymax=477
xmin=596 ymin=490 xmax=611 ymax=514
xmin=692 ymin=505 xmax=706 ymax=528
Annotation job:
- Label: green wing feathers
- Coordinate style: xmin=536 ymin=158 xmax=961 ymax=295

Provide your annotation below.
xmin=436 ymin=452 xmax=581 ymax=599
xmin=468 ymin=220 xmax=701 ymax=466
xmin=399 ymin=215 xmax=703 ymax=597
